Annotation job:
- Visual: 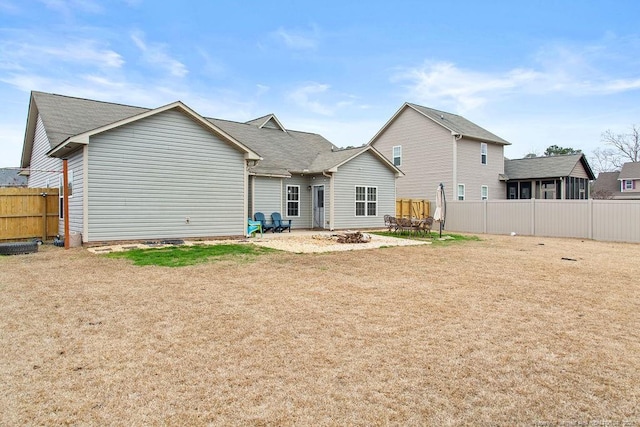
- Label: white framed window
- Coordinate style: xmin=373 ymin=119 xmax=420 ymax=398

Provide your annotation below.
xmin=286 ymin=185 xmax=300 ymax=217
xmin=481 ymin=143 xmax=487 ymax=165
xmin=355 ymin=186 xmax=377 ymax=216
xmin=481 ymin=185 xmax=488 ymax=200
xmin=624 ymin=180 xmax=633 ymax=190
xmin=457 ymin=184 xmax=465 ymax=201
xmin=58 ymin=170 xmax=74 ymax=219
xmin=392 ymin=145 xmax=402 ymax=167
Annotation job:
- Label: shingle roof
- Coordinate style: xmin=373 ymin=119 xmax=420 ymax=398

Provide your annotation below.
xmin=32 ymin=91 xmax=148 ymax=148
xmin=407 ymin=103 xmax=510 ymax=145
xmin=26 ymin=92 xmax=397 ymax=177
xmin=618 ymin=162 xmax=640 ymax=180
xmin=0 ymin=168 xmax=27 ymax=187
xmin=208 ymin=118 xmax=340 ymax=175
xmin=592 ymin=169 xmax=640 ymax=199
xmin=504 ymin=154 xmax=595 ymax=180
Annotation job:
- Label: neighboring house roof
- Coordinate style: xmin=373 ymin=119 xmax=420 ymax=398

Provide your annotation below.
xmin=0 ymin=168 xmax=27 ymax=187
xmin=21 ymin=91 xmax=402 ymax=178
xmin=503 ymin=154 xmax=596 ymax=180
xmin=368 ymin=102 xmax=511 ymax=146
xmin=593 ymin=163 xmax=640 ymax=199
xmin=618 ymin=162 xmax=640 ymax=180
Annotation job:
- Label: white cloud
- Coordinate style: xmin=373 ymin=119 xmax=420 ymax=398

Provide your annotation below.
xmin=131 ymin=31 xmax=188 ymax=77
xmin=0 ymin=37 xmax=124 ymax=70
xmin=287 ymin=83 xmax=335 ymax=115
xmin=39 ymin=0 xmax=104 ymax=14
xmin=272 ymin=26 xmax=319 ymax=50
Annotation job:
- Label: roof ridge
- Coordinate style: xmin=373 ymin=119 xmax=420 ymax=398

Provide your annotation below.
xmin=33 ymin=91 xmax=150 ymax=111
xmin=407 ymin=102 xmax=462 ymax=118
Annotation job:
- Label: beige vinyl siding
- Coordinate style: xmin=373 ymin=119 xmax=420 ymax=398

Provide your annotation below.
xmin=371 ymin=107 xmax=453 ymax=200
xmin=569 ymin=163 xmax=590 ymax=179
xmin=253 ymin=177 xmax=283 ymax=218
xmin=444 ymin=199 xmax=640 ymax=243
xmin=456 ymin=138 xmax=506 ymax=200
xmin=333 ymin=151 xmax=395 ymax=229
xmin=281 ymin=175 xmax=313 ymax=229
xmin=87 ymin=109 xmax=246 ymax=242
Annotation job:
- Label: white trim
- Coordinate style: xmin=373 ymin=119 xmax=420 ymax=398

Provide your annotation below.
xmin=355 ymin=185 xmax=378 ymax=217
xmin=286 ymin=184 xmax=300 ymax=217
xmin=457 ymin=183 xmax=465 ymax=201
xmin=258 ymin=114 xmax=287 ymax=133
xmin=82 ymin=145 xmax=89 ymax=242
xmin=392 ymin=145 xmax=402 ymax=167
xmin=47 ymin=101 xmax=260 ymax=160
xmin=481 ymin=185 xmax=488 ymax=200
xmin=481 ymin=142 xmax=488 ymax=165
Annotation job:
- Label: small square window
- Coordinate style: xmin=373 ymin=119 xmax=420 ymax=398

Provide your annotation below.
xmin=624 ymin=180 xmax=633 ymax=190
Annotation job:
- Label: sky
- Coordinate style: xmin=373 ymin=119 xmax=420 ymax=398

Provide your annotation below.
xmin=1 ymin=0 xmax=640 ymax=168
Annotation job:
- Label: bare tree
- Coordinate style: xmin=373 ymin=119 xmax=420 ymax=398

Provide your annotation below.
xmin=592 ymin=125 xmax=640 ymax=173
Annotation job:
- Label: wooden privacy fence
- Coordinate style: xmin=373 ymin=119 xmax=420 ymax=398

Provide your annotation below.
xmin=0 ymin=188 xmax=59 ymax=241
xmin=396 ymin=198 xmax=430 ymax=219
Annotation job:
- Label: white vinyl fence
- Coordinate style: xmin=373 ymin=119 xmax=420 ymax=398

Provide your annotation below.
xmin=445 ymin=199 xmax=640 ymax=243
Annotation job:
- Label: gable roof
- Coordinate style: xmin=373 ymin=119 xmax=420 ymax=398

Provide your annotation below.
xmin=245 ymin=114 xmax=287 ymax=132
xmin=368 ymin=102 xmax=511 ymax=146
xmin=21 ymin=92 xmax=259 ymax=166
xmin=504 ymin=154 xmax=596 ymax=180
xmin=618 ymin=162 xmax=640 ymax=180
xmin=22 ymin=91 xmax=402 ymax=177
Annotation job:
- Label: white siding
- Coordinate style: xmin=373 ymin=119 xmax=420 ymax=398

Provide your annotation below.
xmin=371 ymin=107 xmax=453 ymax=200
xmin=87 ymin=109 xmax=246 ymax=242
xmin=333 ymin=151 xmax=396 ymax=229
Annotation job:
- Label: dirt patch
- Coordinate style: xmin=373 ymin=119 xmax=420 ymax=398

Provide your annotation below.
xmin=1 ymin=234 xmax=639 ymax=425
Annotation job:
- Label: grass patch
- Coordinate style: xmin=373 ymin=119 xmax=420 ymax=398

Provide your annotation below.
xmin=106 ymin=244 xmax=275 ymax=267
xmin=371 ymin=231 xmax=480 ymax=244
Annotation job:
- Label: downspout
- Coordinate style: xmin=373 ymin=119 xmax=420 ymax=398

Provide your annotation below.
xmin=323 ymin=171 xmax=334 ymax=230
xmin=452 ymin=133 xmax=462 ymax=200
xmin=82 ymin=145 xmax=89 ymax=243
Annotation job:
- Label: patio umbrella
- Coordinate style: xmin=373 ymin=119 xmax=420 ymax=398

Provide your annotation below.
xmin=433 ymin=183 xmax=446 ymax=237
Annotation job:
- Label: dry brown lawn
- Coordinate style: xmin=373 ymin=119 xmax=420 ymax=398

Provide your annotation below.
xmin=1 ymin=234 xmax=639 ymax=426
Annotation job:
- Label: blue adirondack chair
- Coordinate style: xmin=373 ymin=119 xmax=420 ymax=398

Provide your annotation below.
xmin=247 ymin=218 xmax=262 ymax=237
xmin=254 ymin=212 xmax=274 ymax=232
xmin=271 ymin=212 xmax=292 ymax=233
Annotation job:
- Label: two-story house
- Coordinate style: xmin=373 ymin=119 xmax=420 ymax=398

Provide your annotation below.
xmin=368 ymin=102 xmax=511 ymax=202
xmin=592 ymin=162 xmax=640 ymax=199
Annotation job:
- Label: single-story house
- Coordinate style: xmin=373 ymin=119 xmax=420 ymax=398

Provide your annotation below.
xmin=502 ymin=154 xmax=595 ymax=199
xmin=20 ymin=91 xmax=402 ymax=243
xmin=592 ymin=162 xmax=640 ymax=199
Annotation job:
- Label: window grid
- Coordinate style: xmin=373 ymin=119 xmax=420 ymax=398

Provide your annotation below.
xmin=355 ymin=186 xmax=377 ymax=216
xmin=457 ymin=184 xmax=465 ymax=201
xmin=392 ymin=145 xmax=402 ymax=167
xmin=286 ymin=185 xmax=300 ymax=217
xmin=481 ymin=185 xmax=488 ymax=200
